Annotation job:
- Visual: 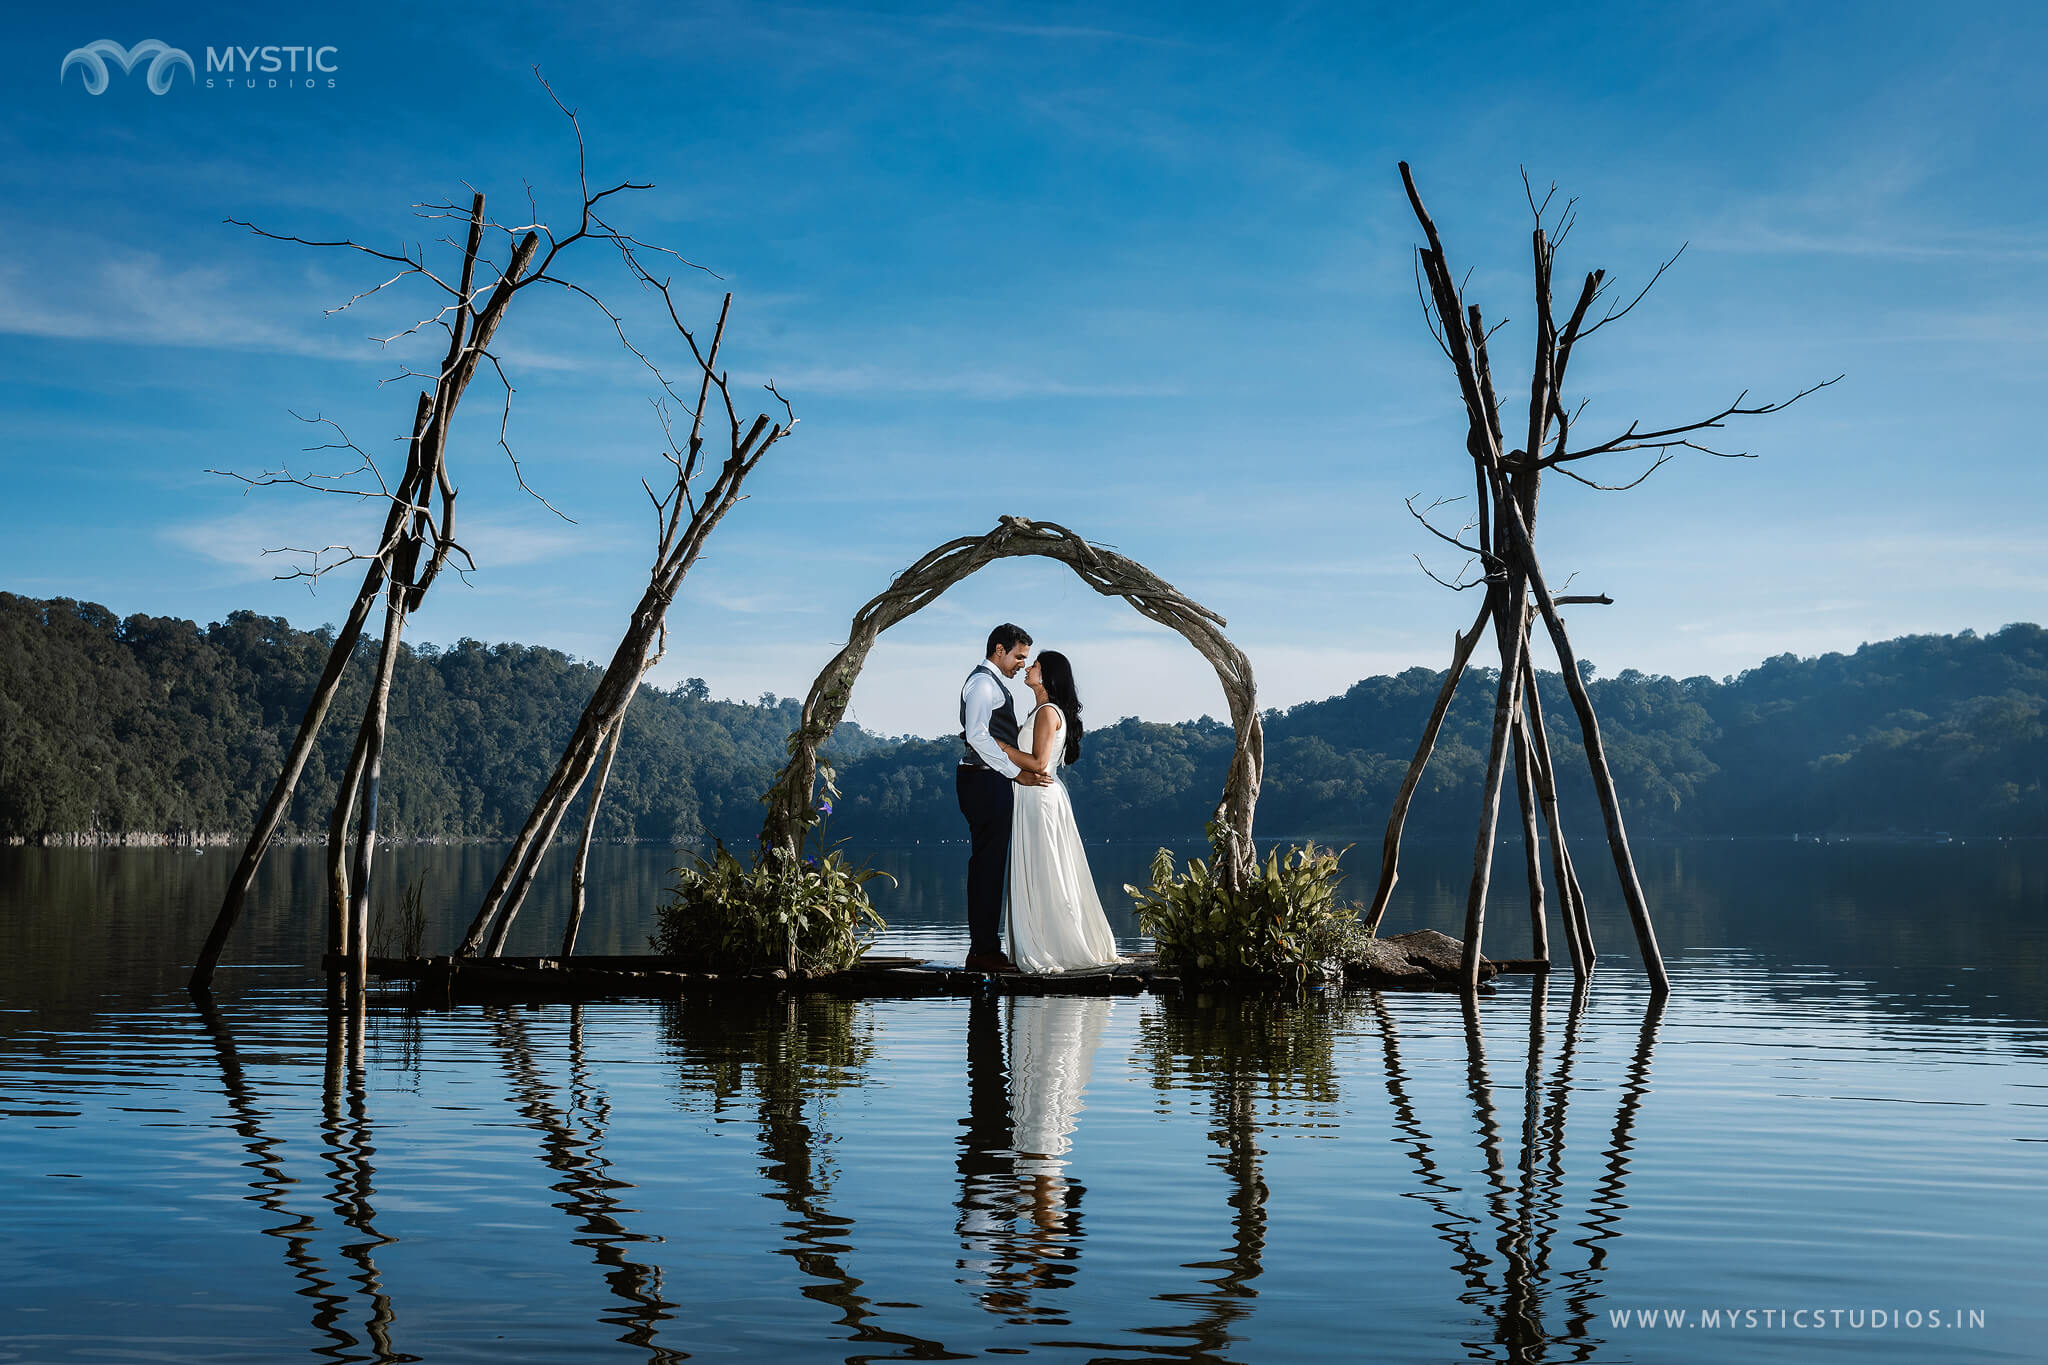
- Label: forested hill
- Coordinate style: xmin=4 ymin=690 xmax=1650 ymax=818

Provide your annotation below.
xmin=2 ymin=592 xmax=2042 ymax=844
xmin=0 ymin=593 xmax=891 ymax=844
xmin=827 ymin=623 xmax=2046 ymax=843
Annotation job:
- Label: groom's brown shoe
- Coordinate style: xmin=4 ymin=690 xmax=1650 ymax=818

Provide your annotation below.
xmin=963 ymin=951 xmax=1020 ymax=974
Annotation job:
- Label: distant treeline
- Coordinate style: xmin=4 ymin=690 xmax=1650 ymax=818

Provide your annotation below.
xmin=2 ymin=592 xmax=2041 ymax=845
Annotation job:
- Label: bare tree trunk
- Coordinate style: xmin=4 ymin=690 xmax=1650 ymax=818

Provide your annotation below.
xmin=1511 ymin=714 xmax=1548 ymax=965
xmin=345 ymin=579 xmax=413 ymax=989
xmin=1385 ymin=162 xmax=1831 ymax=1001
xmin=1520 ymin=714 xmax=1588 ymax=977
xmin=464 ymin=290 xmax=797 ymax=957
xmin=474 ymin=750 xmax=587 ymax=955
xmin=561 ymin=599 xmax=665 ymax=962
xmin=188 ymin=195 xmax=526 ymax=988
xmin=464 ymin=609 xmax=654 ymax=955
xmin=326 ymin=725 xmax=371 ymax=962
xmin=189 ymin=561 xmax=387 ymax=989
xmin=1460 ymin=575 xmax=1529 ymax=989
xmin=1365 ymin=599 xmax=1491 ymax=934
xmin=482 ymin=732 xmax=601 ymax=956
xmin=1520 ymin=657 xmax=1593 ymax=976
xmin=1495 ymin=494 xmax=1668 ymax=994
xmin=562 ymin=720 xmax=623 ymax=959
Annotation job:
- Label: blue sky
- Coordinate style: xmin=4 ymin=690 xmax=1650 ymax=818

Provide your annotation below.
xmin=6 ymin=1 xmax=2043 ymax=736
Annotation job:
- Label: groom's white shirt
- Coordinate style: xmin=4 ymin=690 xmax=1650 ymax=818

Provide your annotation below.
xmin=962 ymin=665 xmax=1022 ymax=778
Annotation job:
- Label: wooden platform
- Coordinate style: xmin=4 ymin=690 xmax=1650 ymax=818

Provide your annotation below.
xmin=344 ymin=931 xmax=1538 ymax=1004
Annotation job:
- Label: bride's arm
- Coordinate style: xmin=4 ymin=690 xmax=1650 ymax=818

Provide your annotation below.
xmin=999 ymin=709 xmax=1061 ymax=774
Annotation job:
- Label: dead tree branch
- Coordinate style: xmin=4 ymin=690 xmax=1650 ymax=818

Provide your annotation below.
xmin=462 ymin=284 xmax=797 ymax=958
xmin=193 ymin=71 xmax=722 ymax=989
xmin=1374 ymin=161 xmax=1836 ymax=995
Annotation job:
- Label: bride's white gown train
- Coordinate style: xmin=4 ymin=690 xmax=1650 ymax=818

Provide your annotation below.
xmin=1005 ymin=704 xmax=1122 ymax=973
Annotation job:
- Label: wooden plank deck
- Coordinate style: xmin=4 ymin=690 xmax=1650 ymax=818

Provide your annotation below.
xmin=342 ymin=934 xmax=1537 ymax=1003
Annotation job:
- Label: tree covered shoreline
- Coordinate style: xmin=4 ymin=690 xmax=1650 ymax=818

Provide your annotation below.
xmin=3 ymin=592 xmax=2041 ymax=846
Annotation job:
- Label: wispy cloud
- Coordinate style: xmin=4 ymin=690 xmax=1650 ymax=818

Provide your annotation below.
xmin=775 ymin=5 xmax=1197 ymax=50
xmin=917 ymin=14 xmax=1195 ymax=47
xmin=1685 ymin=141 xmax=2048 ymax=264
xmin=0 ymin=244 xmax=606 ymax=372
xmin=1693 ymin=223 xmax=2048 ymax=264
xmin=0 ymin=252 xmax=361 ymax=359
xmin=162 ymin=501 xmax=591 ymax=582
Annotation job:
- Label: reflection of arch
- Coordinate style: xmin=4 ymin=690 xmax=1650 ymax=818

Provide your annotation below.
xmin=761 ymin=516 xmax=1265 ymax=886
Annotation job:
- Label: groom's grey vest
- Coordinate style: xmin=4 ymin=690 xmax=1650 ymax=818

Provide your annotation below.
xmin=960 ymin=662 xmax=1020 ymax=767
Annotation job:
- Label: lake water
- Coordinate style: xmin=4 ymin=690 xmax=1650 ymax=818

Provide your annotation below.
xmin=2 ymin=838 xmax=2043 ymax=1362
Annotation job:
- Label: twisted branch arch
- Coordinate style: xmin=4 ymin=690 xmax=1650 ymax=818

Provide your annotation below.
xmin=760 ymin=516 xmax=1265 ymax=889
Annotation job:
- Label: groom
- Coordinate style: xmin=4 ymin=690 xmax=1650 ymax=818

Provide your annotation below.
xmin=957 ymin=623 xmax=1051 ymax=973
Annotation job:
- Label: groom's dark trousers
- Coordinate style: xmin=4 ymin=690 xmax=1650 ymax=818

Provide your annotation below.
xmin=956 ymin=765 xmax=1013 ymax=956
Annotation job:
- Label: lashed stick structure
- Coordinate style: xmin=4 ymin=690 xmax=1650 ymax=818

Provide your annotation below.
xmin=1375 ymin=162 xmax=1836 ymax=994
xmin=759 ymin=516 xmax=1265 ymax=889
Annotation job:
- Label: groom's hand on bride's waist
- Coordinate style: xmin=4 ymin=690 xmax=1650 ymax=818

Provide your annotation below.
xmin=1014 ymin=770 xmax=1053 ymax=787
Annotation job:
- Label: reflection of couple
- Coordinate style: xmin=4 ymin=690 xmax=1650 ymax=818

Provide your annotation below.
xmin=956 ymin=994 xmax=1111 ymax=1321
xmin=955 ymin=623 xmax=1122 ymax=975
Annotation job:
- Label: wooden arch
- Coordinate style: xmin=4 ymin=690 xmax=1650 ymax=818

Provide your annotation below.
xmin=759 ymin=516 xmax=1266 ymax=888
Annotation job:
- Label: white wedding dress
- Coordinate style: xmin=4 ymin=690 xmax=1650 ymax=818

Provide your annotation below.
xmin=1006 ymin=704 xmax=1122 ymax=973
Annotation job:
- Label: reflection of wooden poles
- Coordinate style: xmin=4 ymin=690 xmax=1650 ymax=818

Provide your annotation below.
xmin=1365 ymin=979 xmax=1663 ymax=1358
xmin=1529 ymin=973 xmax=1592 ymax=1288
xmin=1461 ymin=991 xmax=1545 ymax=1355
xmin=319 ymin=994 xmax=397 ymax=1359
xmin=1365 ymin=991 xmax=1504 ymax=1331
xmin=1514 ymin=974 xmax=1549 ymax=1282
xmin=192 ymin=990 xmax=365 ymax=1358
xmin=1562 ymin=991 xmax=1668 ymax=1343
xmin=488 ymin=1007 xmax=683 ymax=1359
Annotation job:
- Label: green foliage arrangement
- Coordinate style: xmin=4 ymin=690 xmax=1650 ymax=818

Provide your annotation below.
xmin=649 ymin=767 xmax=890 ymax=974
xmin=1126 ymin=834 xmax=1371 ymax=983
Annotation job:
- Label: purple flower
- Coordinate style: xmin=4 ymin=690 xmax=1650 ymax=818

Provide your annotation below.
xmin=818 ymin=800 xmax=834 ymax=816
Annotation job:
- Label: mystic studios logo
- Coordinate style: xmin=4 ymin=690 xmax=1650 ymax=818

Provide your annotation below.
xmin=60 ymin=39 xmax=340 ymax=94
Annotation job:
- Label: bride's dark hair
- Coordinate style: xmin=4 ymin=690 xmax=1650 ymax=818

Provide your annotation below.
xmin=1035 ymin=650 xmax=1085 ymax=765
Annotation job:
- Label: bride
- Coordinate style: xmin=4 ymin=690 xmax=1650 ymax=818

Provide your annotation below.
xmin=996 ymin=651 xmax=1122 ymax=973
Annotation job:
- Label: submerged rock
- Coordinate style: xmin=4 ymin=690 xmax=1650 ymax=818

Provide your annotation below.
xmin=1348 ymin=929 xmax=1495 ymax=987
